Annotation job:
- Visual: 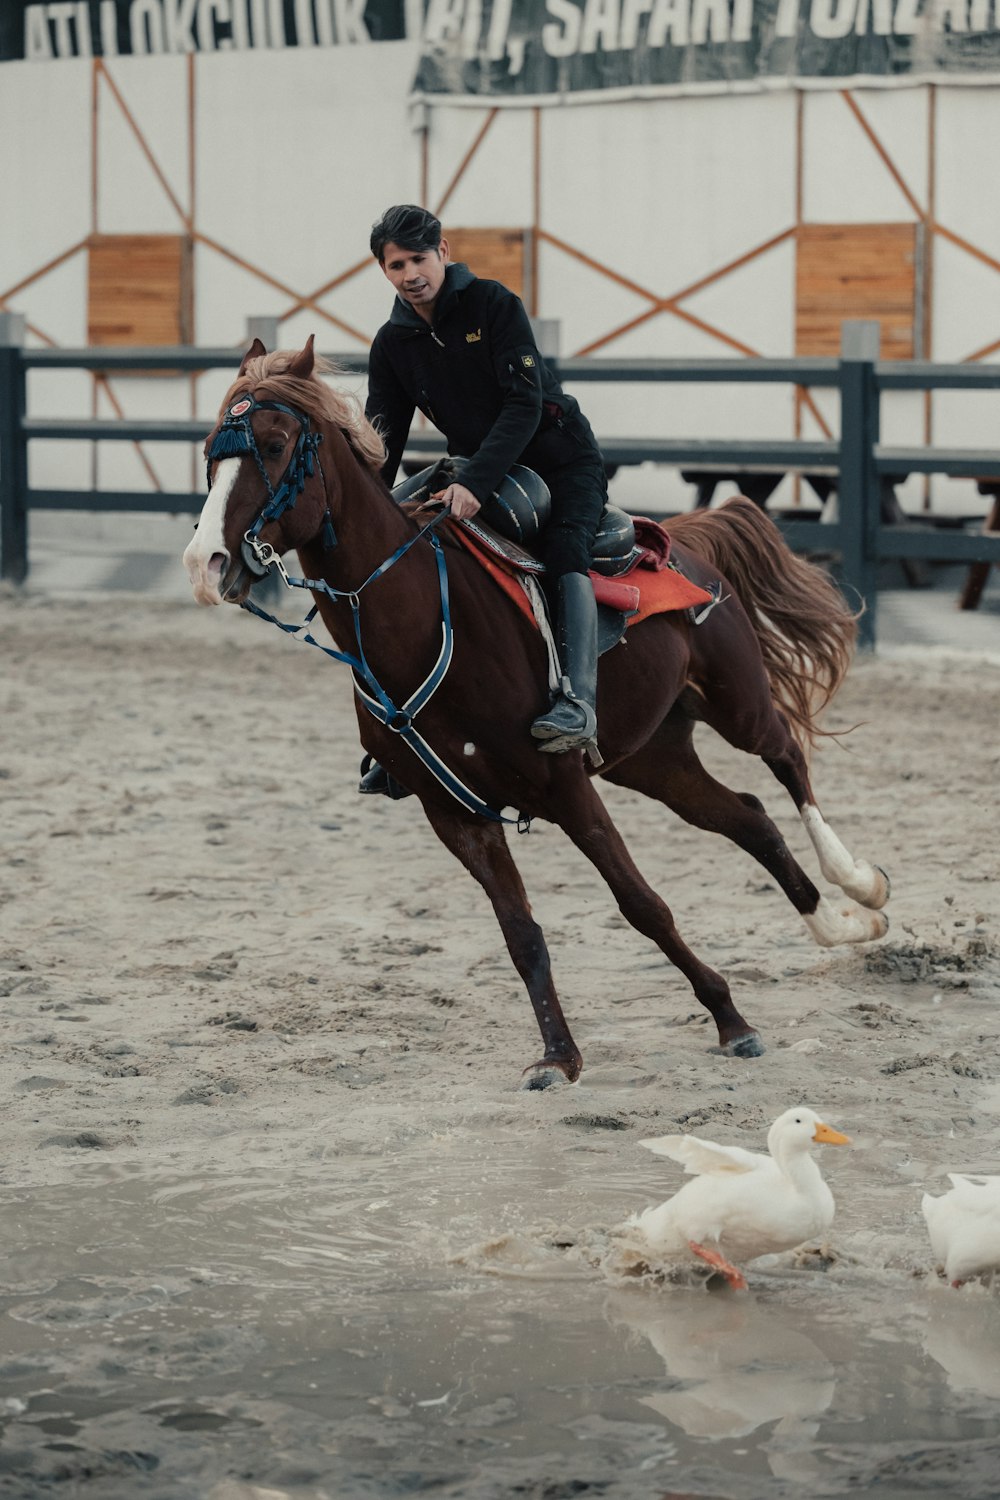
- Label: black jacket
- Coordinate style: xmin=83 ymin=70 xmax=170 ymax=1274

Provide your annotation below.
xmin=365 ymin=264 xmax=601 ymax=503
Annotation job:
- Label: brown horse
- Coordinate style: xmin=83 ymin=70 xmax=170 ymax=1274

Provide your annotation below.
xmin=183 ymin=337 xmax=889 ymax=1088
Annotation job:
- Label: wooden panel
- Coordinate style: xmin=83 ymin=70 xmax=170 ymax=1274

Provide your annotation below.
xmin=87 ymin=234 xmax=193 ymax=346
xmin=445 ymin=228 xmax=528 ymax=299
xmin=796 ymin=223 xmax=920 ymax=361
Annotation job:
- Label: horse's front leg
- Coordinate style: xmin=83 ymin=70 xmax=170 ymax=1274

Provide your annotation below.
xmin=422 ymin=804 xmax=582 ymax=1088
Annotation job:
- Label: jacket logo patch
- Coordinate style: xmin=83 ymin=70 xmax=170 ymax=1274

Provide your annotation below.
xmin=521 ymin=354 xmax=535 ymax=367
xmin=465 ymin=328 xmax=482 ymax=343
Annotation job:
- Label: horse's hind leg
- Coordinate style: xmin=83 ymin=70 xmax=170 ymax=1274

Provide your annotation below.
xmin=605 ymin=711 xmax=822 ymax=917
xmin=686 ymin=629 xmax=891 ymax=930
xmin=763 ymin=738 xmax=890 ymax=912
xmin=605 ymin=710 xmax=887 ymax=950
xmin=549 ymin=775 xmax=764 ymax=1058
xmin=422 ymin=804 xmax=583 ymax=1088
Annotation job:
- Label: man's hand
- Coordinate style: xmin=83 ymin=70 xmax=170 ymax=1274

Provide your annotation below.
xmin=430 ymin=482 xmax=481 ymax=521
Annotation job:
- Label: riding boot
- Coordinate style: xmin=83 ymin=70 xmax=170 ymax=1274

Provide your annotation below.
xmin=530 ymin=572 xmax=599 ymax=754
xmin=358 ymin=754 xmax=413 ymax=800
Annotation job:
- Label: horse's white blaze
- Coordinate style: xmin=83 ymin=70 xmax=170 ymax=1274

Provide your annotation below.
xmin=800 ymin=804 xmax=889 ymax=909
xmin=803 ymin=896 xmax=889 ymax=948
xmin=182 ymin=457 xmax=241 ymax=606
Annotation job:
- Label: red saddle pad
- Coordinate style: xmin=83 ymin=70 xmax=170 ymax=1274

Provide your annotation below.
xmin=449 ymin=518 xmax=712 ymax=629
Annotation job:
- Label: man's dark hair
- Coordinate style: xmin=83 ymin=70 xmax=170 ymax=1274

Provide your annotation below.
xmin=370 ymin=205 xmax=443 ymax=263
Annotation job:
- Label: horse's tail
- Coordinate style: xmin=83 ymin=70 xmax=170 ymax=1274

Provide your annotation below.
xmin=668 ymin=496 xmax=859 ymax=748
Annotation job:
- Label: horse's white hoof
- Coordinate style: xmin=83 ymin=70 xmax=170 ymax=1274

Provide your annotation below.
xmin=841 ymin=861 xmax=891 ymax=910
xmin=804 ymin=900 xmax=889 ymax=948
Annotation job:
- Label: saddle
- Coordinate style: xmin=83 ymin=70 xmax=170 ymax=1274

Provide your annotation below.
xmin=392 ymin=459 xmax=716 ymax=655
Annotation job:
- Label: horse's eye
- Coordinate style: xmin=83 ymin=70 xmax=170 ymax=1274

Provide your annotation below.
xmin=266 ymin=440 xmax=286 ymax=458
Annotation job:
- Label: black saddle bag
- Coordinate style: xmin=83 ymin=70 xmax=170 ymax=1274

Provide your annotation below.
xmin=589 ymin=506 xmax=642 ymax=577
xmin=392 ymin=460 xmax=641 ymax=576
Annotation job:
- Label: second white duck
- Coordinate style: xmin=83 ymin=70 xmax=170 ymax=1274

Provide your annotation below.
xmin=628 ymin=1106 xmax=851 ymax=1289
xmin=922 ymin=1174 xmax=1000 ymax=1287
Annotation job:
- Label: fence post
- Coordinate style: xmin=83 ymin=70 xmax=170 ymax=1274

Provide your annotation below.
xmin=838 ymin=320 xmax=881 ymax=650
xmin=0 ymin=312 xmax=28 ymax=585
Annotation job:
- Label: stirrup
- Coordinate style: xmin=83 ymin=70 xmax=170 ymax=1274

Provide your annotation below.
xmin=536 ymin=726 xmax=601 ymax=759
xmin=358 ymin=754 xmax=413 ymax=800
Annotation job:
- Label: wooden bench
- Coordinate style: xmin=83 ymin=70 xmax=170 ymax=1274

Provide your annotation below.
xmin=680 ymin=466 xmax=834 ymax=511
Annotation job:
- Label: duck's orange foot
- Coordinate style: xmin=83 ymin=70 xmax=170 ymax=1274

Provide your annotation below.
xmin=688 ymin=1239 xmax=748 ymax=1290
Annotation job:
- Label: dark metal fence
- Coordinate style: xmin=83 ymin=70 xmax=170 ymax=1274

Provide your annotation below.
xmin=2 ymin=319 xmax=1000 ymax=647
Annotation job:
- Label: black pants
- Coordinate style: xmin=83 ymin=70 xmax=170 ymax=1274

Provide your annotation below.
xmin=538 ymin=450 xmax=608 ymax=581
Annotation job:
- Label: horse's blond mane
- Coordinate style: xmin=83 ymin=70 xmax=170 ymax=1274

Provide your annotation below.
xmin=222 ymin=349 xmax=386 ymax=473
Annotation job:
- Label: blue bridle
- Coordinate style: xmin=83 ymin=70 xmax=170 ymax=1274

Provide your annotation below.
xmin=206 ymin=394 xmax=332 ymax=573
xmin=206 ymin=394 xmax=528 ymax=828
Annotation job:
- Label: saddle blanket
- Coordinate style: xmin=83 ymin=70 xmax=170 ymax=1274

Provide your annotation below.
xmin=450 ymin=515 xmax=713 ymax=627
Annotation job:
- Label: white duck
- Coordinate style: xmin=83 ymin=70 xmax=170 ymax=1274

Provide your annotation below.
xmin=922 ymin=1174 xmax=1000 ymax=1287
xmin=628 ymin=1106 xmax=850 ymax=1288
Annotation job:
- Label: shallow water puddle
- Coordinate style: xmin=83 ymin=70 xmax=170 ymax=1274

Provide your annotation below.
xmin=2 ymin=1162 xmax=1000 ymax=1499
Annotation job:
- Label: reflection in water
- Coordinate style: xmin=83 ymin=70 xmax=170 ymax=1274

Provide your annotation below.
xmin=605 ymin=1286 xmax=836 ymax=1482
xmin=923 ymin=1291 xmax=1000 ymax=1401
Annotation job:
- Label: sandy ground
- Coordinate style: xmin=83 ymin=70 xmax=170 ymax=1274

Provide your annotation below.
xmin=2 ymin=587 xmax=1000 ymax=1497
xmin=3 ymin=589 xmax=998 ymax=1186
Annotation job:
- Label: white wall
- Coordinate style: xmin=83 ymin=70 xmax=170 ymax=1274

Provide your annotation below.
xmin=3 ymin=47 xmax=999 ymax=517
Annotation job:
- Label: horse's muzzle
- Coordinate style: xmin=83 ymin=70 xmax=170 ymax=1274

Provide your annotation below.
xmin=183 ymin=539 xmax=251 ymax=607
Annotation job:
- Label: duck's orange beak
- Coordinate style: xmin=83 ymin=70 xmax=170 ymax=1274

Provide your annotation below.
xmin=813 ymin=1121 xmax=851 ymax=1145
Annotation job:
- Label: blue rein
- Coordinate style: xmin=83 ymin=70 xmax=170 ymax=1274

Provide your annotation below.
xmin=206 ymin=396 xmax=528 ymax=828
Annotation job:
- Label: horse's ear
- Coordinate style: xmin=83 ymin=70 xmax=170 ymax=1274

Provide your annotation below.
xmin=238 ymin=337 xmax=266 ymax=376
xmin=286 ymin=333 xmax=316 ymax=382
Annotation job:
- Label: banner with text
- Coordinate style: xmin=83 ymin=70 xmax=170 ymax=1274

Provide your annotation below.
xmin=411 ymin=0 xmax=1000 ymax=101
xmin=0 ymin=1 xmax=422 ymax=61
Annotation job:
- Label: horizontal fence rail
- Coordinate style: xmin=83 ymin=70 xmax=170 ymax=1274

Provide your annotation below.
xmin=3 ymin=321 xmax=1000 ymax=647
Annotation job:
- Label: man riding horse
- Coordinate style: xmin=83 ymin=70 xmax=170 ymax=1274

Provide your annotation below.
xmin=361 ymin=203 xmax=609 ymax=795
